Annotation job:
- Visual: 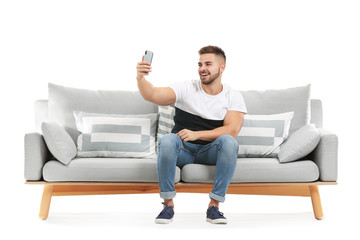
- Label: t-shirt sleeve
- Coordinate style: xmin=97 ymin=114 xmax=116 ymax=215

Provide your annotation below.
xmin=229 ymin=90 xmax=247 ymax=114
xmin=169 ymin=81 xmax=187 ymax=104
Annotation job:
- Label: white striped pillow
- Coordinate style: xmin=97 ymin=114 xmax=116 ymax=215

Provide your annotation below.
xmin=157 ymin=106 xmax=175 ymax=142
xmin=73 ymin=111 xmax=158 ymax=158
xmin=237 ymin=112 xmax=294 ymax=158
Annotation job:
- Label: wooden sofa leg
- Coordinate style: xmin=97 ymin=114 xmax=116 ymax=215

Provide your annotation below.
xmin=39 ymin=185 xmax=54 ymax=220
xmin=309 ymin=185 xmax=323 ymax=220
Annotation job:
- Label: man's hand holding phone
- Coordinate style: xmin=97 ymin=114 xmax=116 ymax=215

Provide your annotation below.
xmin=136 ymin=50 xmax=153 ymax=81
xmin=136 ymin=50 xmax=176 ymax=106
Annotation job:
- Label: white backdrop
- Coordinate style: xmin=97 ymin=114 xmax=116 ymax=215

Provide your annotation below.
xmin=1 ymin=0 xmax=359 ymax=239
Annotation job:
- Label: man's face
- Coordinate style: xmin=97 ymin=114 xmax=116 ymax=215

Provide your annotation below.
xmin=198 ymin=53 xmax=225 ymax=85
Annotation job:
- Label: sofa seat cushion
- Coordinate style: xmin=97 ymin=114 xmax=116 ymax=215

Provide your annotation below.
xmin=181 ymin=158 xmax=319 ymax=183
xmin=43 ymin=158 xmax=181 ymax=182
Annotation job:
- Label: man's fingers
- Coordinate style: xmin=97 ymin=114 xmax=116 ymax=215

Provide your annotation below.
xmin=137 ymin=62 xmax=151 ymax=68
xmin=137 ymin=62 xmax=152 ymax=74
xmin=176 ymin=131 xmax=184 ymax=138
xmin=177 ymin=132 xmax=185 ymax=139
xmin=177 ymin=130 xmax=190 ymax=141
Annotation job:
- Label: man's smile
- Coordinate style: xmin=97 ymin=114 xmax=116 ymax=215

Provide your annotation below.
xmin=200 ymin=72 xmax=210 ymax=77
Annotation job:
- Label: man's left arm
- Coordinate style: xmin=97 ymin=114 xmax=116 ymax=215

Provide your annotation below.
xmin=176 ymin=111 xmax=245 ymax=142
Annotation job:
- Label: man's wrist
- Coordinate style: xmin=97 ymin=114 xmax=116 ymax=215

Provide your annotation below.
xmin=194 ymin=131 xmax=204 ymax=141
xmin=136 ymin=76 xmax=144 ymax=82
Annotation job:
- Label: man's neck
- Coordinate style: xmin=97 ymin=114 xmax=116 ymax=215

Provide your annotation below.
xmin=201 ymin=79 xmax=223 ymax=95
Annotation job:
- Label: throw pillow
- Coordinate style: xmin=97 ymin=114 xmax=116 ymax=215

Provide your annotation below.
xmin=157 ymin=105 xmax=175 ymax=142
xmin=73 ymin=111 xmax=158 ymax=158
xmin=237 ymin=112 xmax=294 ymax=158
xmin=41 ymin=122 xmax=77 ymax=165
xmin=278 ymin=124 xmax=321 ymax=163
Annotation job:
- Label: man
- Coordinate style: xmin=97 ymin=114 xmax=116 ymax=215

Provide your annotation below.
xmin=136 ymin=46 xmax=247 ymax=224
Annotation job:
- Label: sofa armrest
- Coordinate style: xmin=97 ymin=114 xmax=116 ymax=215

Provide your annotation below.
xmin=311 ymin=128 xmax=338 ymax=181
xmin=24 ymin=132 xmax=50 ymax=180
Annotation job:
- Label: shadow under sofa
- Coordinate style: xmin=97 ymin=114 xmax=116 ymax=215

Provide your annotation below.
xmin=24 ymin=83 xmax=338 ymax=220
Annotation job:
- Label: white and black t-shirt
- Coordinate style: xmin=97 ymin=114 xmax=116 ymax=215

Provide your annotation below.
xmin=170 ymin=80 xmax=247 ymax=145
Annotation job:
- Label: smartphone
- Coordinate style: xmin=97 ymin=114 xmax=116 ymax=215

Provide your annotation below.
xmin=143 ymin=50 xmax=154 ymax=64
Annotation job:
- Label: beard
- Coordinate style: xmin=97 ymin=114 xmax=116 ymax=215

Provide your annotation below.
xmin=201 ymin=68 xmax=221 ymax=85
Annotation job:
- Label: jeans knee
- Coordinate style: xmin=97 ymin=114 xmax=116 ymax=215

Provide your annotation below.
xmin=218 ymin=135 xmax=239 ymax=152
xmin=158 ymin=133 xmax=182 ymax=157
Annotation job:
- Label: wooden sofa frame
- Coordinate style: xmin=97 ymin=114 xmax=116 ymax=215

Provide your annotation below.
xmin=26 ymin=180 xmax=337 ymax=220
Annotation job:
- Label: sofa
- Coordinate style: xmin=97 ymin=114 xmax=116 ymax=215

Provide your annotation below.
xmin=24 ymin=83 xmax=338 ymax=220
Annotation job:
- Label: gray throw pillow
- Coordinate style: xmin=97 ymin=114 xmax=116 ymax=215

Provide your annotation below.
xmin=278 ymin=124 xmax=320 ymax=163
xmin=41 ymin=122 xmax=77 ymax=165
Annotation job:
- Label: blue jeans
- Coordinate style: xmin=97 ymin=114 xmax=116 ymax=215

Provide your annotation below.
xmin=157 ymin=133 xmax=238 ymax=202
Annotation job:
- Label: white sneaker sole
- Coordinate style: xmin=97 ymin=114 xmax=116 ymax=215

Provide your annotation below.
xmin=206 ymin=218 xmax=227 ymax=224
xmin=155 ymin=218 xmax=173 ymax=224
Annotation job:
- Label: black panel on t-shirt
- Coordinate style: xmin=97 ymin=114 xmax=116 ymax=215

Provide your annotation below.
xmin=171 ymin=107 xmax=224 ymax=145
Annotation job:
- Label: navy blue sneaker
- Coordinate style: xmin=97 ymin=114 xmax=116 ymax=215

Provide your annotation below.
xmin=155 ymin=202 xmax=174 ymax=224
xmin=206 ymin=206 xmax=227 ymax=224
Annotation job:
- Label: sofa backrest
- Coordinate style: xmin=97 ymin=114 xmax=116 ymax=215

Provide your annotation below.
xmin=34 ymin=83 xmax=323 ymax=140
xmin=34 ymin=98 xmax=323 ymax=133
xmin=240 ymin=84 xmax=312 ymax=135
xmin=43 ymin=83 xmax=158 ymax=142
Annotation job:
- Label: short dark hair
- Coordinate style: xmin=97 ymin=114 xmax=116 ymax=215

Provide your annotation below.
xmin=198 ymin=45 xmax=226 ymax=62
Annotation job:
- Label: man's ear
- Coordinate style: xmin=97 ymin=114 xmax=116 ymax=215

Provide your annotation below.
xmin=220 ymin=64 xmax=226 ymax=73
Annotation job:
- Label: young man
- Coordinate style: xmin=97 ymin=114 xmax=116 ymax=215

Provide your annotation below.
xmin=136 ymin=46 xmax=247 ymax=224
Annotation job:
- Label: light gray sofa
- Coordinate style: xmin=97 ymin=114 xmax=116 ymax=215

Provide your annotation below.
xmin=25 ymin=83 xmax=338 ymax=220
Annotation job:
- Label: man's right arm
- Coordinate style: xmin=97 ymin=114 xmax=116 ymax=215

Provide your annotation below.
xmin=136 ymin=61 xmax=176 ymax=106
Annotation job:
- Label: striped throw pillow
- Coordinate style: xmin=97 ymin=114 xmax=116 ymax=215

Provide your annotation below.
xmin=157 ymin=106 xmax=175 ymax=142
xmin=73 ymin=111 xmax=158 ymax=158
xmin=237 ymin=112 xmax=294 ymax=158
